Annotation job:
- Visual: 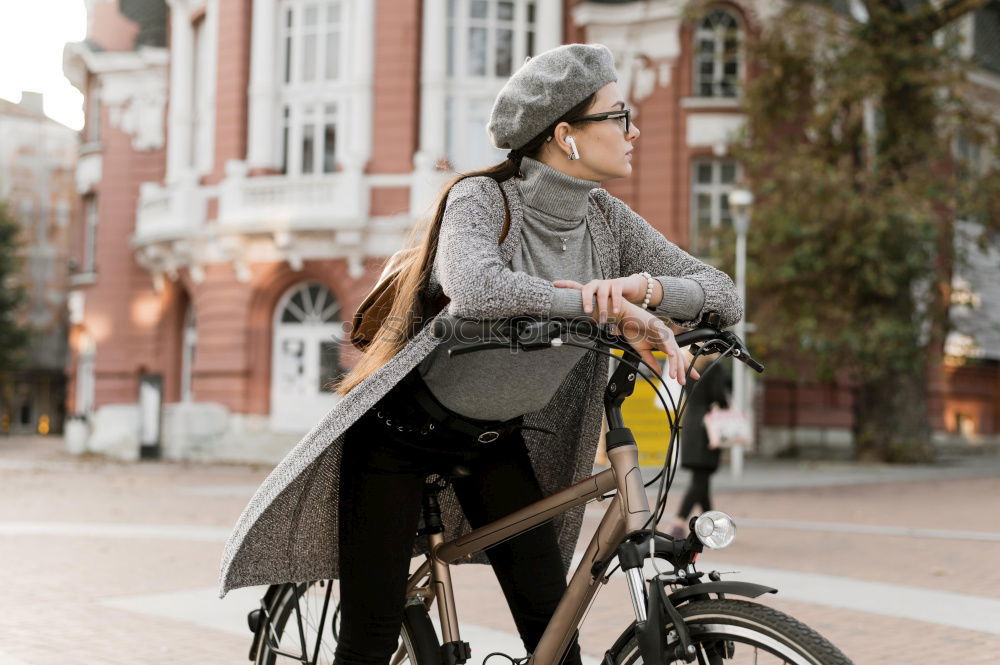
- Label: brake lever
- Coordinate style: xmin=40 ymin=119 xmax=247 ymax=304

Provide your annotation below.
xmin=697 ymin=331 xmax=766 ymax=374
xmin=721 ymin=332 xmax=765 ymax=373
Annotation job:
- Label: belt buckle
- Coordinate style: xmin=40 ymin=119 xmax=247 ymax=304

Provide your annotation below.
xmin=477 ymin=430 xmax=500 ymax=444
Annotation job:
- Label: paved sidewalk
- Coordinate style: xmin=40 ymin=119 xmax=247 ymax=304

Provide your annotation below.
xmin=640 ymin=454 xmax=1000 ymax=491
xmin=1 ymin=435 xmax=998 ymax=665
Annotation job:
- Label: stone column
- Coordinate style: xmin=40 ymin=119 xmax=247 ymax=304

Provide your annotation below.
xmin=347 ymin=0 xmax=375 ymax=168
xmin=166 ymin=0 xmax=193 ymax=183
xmin=246 ymin=0 xmax=278 ymax=171
xmin=412 ymin=0 xmax=448 ymax=215
xmin=535 ymin=0 xmax=563 ymax=53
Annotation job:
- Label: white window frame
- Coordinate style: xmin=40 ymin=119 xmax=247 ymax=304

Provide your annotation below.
xmin=692 ymin=9 xmax=742 ymax=100
xmin=277 ymin=0 xmax=349 ymax=176
xmin=445 ymin=0 xmax=537 ymax=172
xmin=690 ymin=158 xmax=740 ymax=257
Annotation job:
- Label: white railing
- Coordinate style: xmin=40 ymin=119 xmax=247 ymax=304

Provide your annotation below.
xmin=134 ymin=164 xmax=408 ymax=252
xmin=134 ymin=179 xmax=209 ymax=245
xmin=218 ymin=164 xmax=369 ymax=230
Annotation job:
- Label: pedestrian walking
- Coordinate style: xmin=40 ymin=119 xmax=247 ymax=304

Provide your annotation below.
xmin=669 ymin=353 xmax=731 ymax=538
xmin=220 ymin=43 xmax=743 ymax=665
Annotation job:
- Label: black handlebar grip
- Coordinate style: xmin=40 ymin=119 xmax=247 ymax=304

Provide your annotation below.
xmin=746 ymin=357 xmax=765 ymax=373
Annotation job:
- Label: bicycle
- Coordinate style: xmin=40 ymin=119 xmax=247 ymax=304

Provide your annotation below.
xmin=246 ymin=316 xmax=854 ymax=665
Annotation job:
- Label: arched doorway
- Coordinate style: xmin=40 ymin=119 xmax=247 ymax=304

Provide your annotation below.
xmin=270 ymin=281 xmax=343 ymax=432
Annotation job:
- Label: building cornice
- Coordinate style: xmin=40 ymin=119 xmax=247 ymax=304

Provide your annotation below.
xmin=573 ymin=0 xmax=685 ymax=25
xmin=62 ymin=41 xmax=168 ymax=91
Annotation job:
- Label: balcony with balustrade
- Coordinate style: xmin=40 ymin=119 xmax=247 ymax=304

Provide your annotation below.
xmin=130 ymin=161 xmax=414 ymax=286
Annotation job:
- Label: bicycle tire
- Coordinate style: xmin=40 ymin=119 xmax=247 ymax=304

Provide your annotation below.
xmin=606 ymin=598 xmax=853 ymax=665
xmin=254 ymin=580 xmax=440 ymax=665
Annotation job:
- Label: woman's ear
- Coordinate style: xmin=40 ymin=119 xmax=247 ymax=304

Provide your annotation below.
xmin=551 ymin=122 xmax=575 ymax=159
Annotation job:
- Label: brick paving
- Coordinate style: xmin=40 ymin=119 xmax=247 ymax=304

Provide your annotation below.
xmin=1 ymin=435 xmax=998 ymax=664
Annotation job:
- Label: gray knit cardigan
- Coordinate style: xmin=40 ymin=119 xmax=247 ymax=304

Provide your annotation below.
xmin=218 ymin=176 xmax=743 ymax=596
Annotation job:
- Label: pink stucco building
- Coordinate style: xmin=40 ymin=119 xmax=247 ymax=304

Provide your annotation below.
xmin=62 ymin=0 xmax=1000 ymax=461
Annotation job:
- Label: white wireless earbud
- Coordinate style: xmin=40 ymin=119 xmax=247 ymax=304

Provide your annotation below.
xmin=566 ymin=136 xmax=580 ymax=161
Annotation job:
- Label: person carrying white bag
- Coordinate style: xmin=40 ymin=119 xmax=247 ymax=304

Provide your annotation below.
xmin=668 ymin=352 xmax=738 ymax=537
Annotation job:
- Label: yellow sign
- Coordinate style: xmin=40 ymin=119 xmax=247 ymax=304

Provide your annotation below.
xmin=621 ymin=374 xmax=679 ymax=467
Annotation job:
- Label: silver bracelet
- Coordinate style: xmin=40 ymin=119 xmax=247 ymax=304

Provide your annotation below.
xmin=640 ymin=272 xmax=654 ymax=310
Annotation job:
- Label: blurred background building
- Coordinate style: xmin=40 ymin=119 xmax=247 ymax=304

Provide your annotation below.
xmin=0 ymin=92 xmax=77 ymax=437
xmin=58 ymin=0 xmax=999 ymax=462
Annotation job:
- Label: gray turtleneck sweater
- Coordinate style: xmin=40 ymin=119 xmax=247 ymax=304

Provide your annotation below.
xmin=418 ymin=157 xmax=705 ymax=421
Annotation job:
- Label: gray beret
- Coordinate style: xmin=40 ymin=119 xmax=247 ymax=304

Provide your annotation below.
xmin=487 ymin=43 xmax=618 ymax=151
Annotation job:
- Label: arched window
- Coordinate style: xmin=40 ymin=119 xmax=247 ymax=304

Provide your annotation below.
xmin=271 ymin=282 xmax=343 ymax=432
xmin=693 ymin=9 xmax=741 ymax=98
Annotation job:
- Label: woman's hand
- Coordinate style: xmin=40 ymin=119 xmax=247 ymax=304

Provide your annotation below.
xmin=552 ymin=274 xmax=654 ymax=324
xmin=611 ymin=303 xmax=699 ymax=385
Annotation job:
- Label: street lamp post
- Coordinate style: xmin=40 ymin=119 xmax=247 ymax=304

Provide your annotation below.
xmin=727 ymin=188 xmax=753 ymax=477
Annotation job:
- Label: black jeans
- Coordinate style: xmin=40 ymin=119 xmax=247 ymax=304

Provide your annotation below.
xmin=334 ymin=386 xmax=582 ymax=665
xmin=677 ymin=468 xmax=714 ymax=520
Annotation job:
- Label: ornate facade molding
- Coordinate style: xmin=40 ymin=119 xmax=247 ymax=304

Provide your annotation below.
xmin=63 ymin=42 xmax=168 ymax=152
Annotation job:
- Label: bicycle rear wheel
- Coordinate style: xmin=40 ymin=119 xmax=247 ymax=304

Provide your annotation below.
xmin=253 ymin=580 xmax=440 ymax=665
xmin=607 ymin=599 xmax=853 ymax=665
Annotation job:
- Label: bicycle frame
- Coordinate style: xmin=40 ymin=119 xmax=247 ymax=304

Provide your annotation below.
xmin=404 ymin=355 xmax=655 ymax=665
xmin=251 ymin=322 xmax=777 ymax=665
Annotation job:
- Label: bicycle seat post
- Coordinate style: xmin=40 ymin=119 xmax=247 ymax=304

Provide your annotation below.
xmin=418 ymin=481 xmax=444 ymax=536
xmin=420 ymin=479 xmax=472 ymax=665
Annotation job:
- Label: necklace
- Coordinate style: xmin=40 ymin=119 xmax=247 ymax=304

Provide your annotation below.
xmin=560 ymin=237 xmax=567 ymax=252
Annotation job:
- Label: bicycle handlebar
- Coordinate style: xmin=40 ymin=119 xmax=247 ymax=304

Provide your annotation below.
xmin=429 ymin=316 xmax=765 ymax=374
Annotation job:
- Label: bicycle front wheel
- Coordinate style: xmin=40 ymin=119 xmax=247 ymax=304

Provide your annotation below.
xmin=607 ymin=599 xmax=853 ymax=665
xmin=254 ymin=580 xmax=440 ymax=665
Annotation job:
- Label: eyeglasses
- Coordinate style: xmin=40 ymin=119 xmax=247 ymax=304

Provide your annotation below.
xmin=572 ymin=108 xmax=632 ymax=134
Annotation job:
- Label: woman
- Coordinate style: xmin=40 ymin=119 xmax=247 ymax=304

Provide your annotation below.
xmin=669 ymin=353 xmax=731 ymax=538
xmin=219 ymin=44 xmax=742 ymax=665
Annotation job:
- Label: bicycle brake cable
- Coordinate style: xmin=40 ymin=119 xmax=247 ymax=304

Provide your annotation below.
xmin=653 ymin=346 xmax=733 ymax=527
xmin=534 ymin=335 xmax=737 ymax=583
xmin=515 ymin=333 xmax=735 ymax=535
xmin=545 ymin=341 xmax=682 ymax=501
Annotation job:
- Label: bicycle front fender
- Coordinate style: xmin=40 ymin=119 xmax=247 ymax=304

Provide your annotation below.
xmin=668 ymin=581 xmax=777 ymax=606
xmin=636 ymin=581 xmax=778 ymax=665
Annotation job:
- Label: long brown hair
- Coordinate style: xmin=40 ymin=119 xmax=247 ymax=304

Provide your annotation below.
xmin=335 ymin=92 xmax=599 ymax=395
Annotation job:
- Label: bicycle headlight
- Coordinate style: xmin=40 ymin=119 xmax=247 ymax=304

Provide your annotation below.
xmin=693 ymin=511 xmax=737 ymax=549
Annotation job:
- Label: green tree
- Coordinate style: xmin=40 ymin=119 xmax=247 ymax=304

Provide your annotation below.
xmin=0 ymin=200 xmax=30 ymax=371
xmin=734 ymin=0 xmax=1000 ymax=461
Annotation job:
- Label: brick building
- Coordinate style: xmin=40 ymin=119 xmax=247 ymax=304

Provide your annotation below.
xmin=62 ymin=0 xmax=999 ymax=461
xmin=0 ymin=92 xmax=77 ymax=436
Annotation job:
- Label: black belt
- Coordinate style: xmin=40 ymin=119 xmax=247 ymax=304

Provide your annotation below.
xmin=383 ymin=370 xmax=553 ymax=444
